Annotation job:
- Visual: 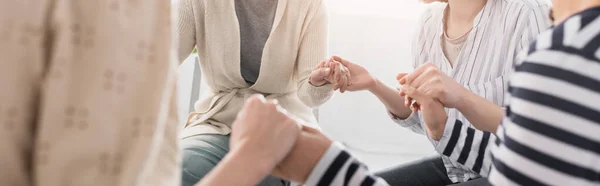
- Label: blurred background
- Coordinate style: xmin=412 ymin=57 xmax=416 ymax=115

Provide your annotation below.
xmin=178 ymin=0 xmax=436 ymax=171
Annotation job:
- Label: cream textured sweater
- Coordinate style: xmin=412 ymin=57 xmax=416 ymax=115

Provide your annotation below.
xmin=0 ymin=0 xmax=179 ymax=186
xmin=175 ymin=0 xmax=333 ymax=137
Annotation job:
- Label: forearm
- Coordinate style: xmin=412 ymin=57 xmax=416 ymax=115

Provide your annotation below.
xmin=197 ymin=148 xmax=269 ymax=186
xmin=369 ymin=79 xmax=412 ymax=119
xmin=457 ymin=91 xmax=504 ymax=134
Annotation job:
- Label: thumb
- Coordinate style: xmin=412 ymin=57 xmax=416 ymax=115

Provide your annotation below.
xmin=331 ymin=56 xmax=350 ymax=67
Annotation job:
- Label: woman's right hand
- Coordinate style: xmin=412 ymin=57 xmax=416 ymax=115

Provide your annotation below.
xmin=329 ymin=56 xmax=378 ymax=92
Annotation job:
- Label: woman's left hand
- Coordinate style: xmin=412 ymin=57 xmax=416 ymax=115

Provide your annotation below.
xmin=398 ymin=63 xmax=469 ymax=109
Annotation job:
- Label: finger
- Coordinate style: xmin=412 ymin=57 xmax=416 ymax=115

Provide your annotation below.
xmin=399 ymin=89 xmax=406 ymax=97
xmin=335 ymin=63 xmax=342 ymax=86
xmin=345 ymin=67 xmax=353 ymax=86
xmin=396 ymin=73 xmax=408 ymax=81
xmin=267 ymin=98 xmax=279 ymax=106
xmin=415 ymin=78 xmax=442 ymax=99
xmin=402 ymin=86 xmax=430 ymax=102
xmin=400 ymin=63 xmax=432 ymax=85
xmin=340 ymin=73 xmax=348 ymax=93
xmin=404 ymin=96 xmax=412 ymax=109
xmin=248 ymin=94 xmax=267 ymax=104
xmin=408 ymin=69 xmax=433 ymax=89
xmin=314 ymin=60 xmax=326 ymax=70
xmin=403 ymin=86 xmax=436 ymax=109
xmin=313 ymin=67 xmax=332 ymax=80
xmin=331 ymin=56 xmax=350 ymax=67
xmin=332 ymin=63 xmax=340 ymax=89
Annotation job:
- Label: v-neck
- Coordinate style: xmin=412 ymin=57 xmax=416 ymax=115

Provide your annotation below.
xmin=437 ymin=0 xmax=492 ymax=77
xmin=230 ymin=0 xmax=287 ymax=89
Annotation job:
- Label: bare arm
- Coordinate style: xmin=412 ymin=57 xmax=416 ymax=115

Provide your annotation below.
xmin=369 ymin=78 xmax=412 ymax=119
xmin=456 ymin=91 xmax=504 ymax=134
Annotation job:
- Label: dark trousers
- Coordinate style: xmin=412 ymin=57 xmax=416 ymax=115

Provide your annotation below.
xmin=375 ymin=156 xmax=489 ymax=186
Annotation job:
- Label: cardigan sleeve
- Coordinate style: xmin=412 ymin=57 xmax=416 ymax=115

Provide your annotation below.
xmin=296 ymin=0 xmax=334 ymax=108
xmin=173 ymin=0 xmax=197 ymax=63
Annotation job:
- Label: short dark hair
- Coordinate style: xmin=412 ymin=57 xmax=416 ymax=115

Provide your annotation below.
xmin=549 ymin=8 xmax=555 ymax=22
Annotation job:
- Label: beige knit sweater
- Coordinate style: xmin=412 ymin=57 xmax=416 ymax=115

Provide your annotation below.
xmin=175 ymin=0 xmax=333 ymax=138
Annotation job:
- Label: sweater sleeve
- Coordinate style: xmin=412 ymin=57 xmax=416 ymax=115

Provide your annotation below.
xmin=431 ymin=5 xmax=551 ymax=178
xmin=173 ymin=0 xmax=197 ymax=63
xmin=305 ymin=142 xmax=390 ymax=186
xmin=296 ymin=0 xmax=334 ymax=108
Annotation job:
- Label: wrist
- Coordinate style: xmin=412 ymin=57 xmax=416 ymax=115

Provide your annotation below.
xmin=308 ymin=77 xmax=326 ymax=87
xmin=367 ymin=77 xmax=381 ymax=92
xmin=229 ymin=145 xmax=274 ymax=177
xmin=432 ymin=116 xmax=448 ymax=141
xmin=456 ymin=87 xmax=477 ymax=111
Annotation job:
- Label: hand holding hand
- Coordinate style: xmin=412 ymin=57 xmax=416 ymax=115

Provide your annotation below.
xmin=398 ymin=63 xmax=469 ymax=109
xmin=309 ymin=60 xmax=334 ymax=87
xmin=401 ymin=86 xmax=448 ymax=141
xmin=271 ymin=125 xmax=333 ymax=184
xmin=230 ymin=95 xmax=301 ymax=175
xmin=328 ymin=56 xmax=377 ymax=92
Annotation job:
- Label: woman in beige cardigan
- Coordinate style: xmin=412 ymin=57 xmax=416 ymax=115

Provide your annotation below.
xmin=174 ymin=0 xmax=345 ymax=185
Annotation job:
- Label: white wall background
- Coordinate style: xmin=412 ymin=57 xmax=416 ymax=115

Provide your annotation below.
xmin=318 ymin=0 xmax=436 ymax=171
xmin=177 ymin=0 xmax=437 ymax=171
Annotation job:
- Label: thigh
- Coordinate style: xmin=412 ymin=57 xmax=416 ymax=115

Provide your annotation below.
xmin=375 ymin=156 xmax=453 ymax=186
xmin=180 ymin=134 xmax=287 ymax=186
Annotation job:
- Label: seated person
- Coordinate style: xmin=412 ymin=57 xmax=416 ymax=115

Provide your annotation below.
xmin=324 ymin=0 xmax=551 ymax=184
xmin=199 ymin=4 xmax=600 ymax=183
xmin=173 ymin=0 xmax=350 ymax=185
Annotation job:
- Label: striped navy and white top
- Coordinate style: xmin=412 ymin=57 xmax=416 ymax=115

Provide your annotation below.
xmin=489 ymin=6 xmax=600 ymax=185
xmin=390 ymin=0 xmax=551 ymax=182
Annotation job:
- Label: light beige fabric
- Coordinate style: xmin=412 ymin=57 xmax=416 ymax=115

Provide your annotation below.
xmin=441 ymin=31 xmax=469 ymax=67
xmin=175 ymin=0 xmax=333 ymax=138
xmin=0 ymin=1 xmax=179 ymax=186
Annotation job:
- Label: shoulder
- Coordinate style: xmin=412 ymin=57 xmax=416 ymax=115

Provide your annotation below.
xmin=496 ymin=0 xmax=551 ymax=16
xmin=419 ymin=2 xmax=446 ymax=25
xmin=415 ymin=3 xmax=445 ymax=34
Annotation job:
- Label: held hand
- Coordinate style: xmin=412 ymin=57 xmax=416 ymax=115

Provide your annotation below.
xmin=309 ymin=60 xmax=333 ymax=87
xmin=309 ymin=59 xmax=352 ymax=92
xmin=329 ymin=56 xmax=377 ymax=92
xmin=230 ymin=95 xmax=301 ymax=175
xmin=398 ymin=63 xmax=469 ymax=109
xmin=272 ymin=125 xmax=333 ymax=184
xmin=401 ymin=86 xmax=448 ymax=141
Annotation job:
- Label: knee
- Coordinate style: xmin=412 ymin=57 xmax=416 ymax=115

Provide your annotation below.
xmin=180 ymin=148 xmax=220 ymax=186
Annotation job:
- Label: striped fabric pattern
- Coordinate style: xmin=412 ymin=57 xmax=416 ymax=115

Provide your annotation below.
xmin=489 ymin=6 xmax=600 ymax=185
xmin=391 ymin=0 xmax=551 ymax=182
xmin=304 ymin=143 xmax=390 ymax=186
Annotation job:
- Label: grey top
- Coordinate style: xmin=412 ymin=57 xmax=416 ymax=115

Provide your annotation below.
xmin=235 ymin=0 xmax=278 ymax=85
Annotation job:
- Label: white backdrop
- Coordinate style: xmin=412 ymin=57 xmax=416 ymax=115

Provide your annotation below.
xmin=177 ymin=0 xmax=437 ymax=171
xmin=318 ymin=0 xmax=435 ymax=171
